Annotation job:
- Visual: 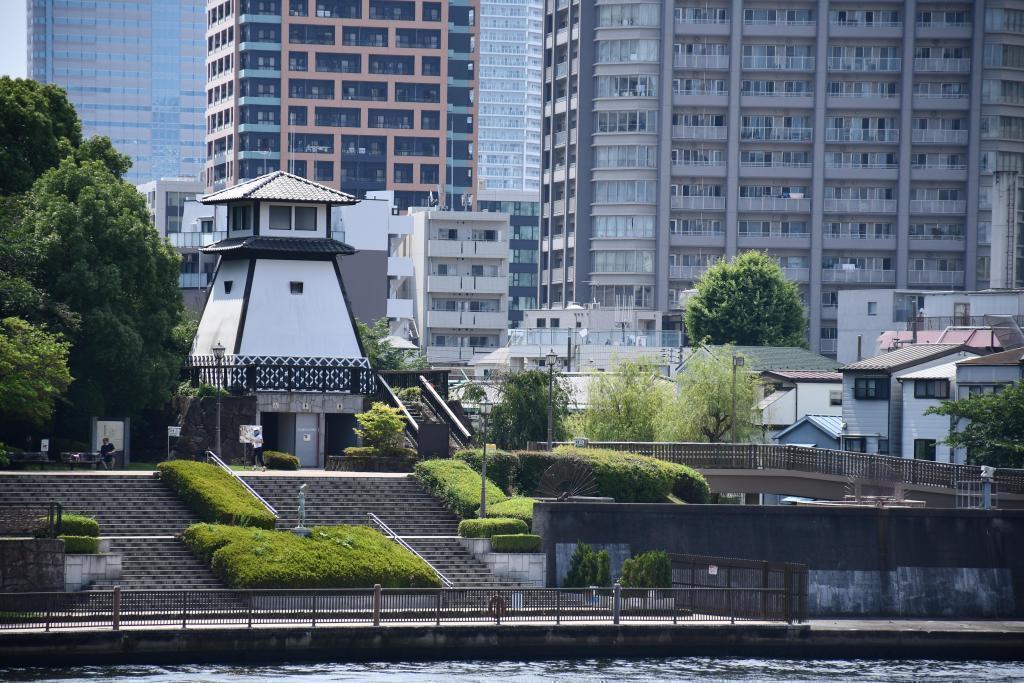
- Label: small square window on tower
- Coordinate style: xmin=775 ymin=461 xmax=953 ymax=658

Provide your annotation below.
xmin=290 ymin=281 xmax=304 ymax=294
xmin=223 ymin=280 xmax=233 ymax=294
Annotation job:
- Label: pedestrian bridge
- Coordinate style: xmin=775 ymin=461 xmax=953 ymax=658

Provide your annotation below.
xmin=562 ymin=442 xmax=1024 ymax=509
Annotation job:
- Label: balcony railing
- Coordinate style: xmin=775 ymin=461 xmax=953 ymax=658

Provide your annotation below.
xmin=674 ymin=54 xmax=729 ymax=69
xmin=671 ymin=196 xmax=726 ymax=210
xmin=741 ymin=56 xmax=815 ymax=70
xmin=743 ymin=17 xmax=814 ymax=27
xmin=911 ymin=129 xmax=969 ymax=144
xmin=827 ymin=57 xmax=902 ymax=72
xmin=740 ymin=228 xmax=811 ymax=239
xmin=830 ymin=19 xmax=902 ymax=28
xmin=782 ymin=267 xmax=810 ymax=282
xmin=825 ymin=128 xmax=899 ymax=143
xmin=823 ymin=198 xmax=897 ymax=213
xmin=913 ymin=58 xmax=971 ymax=73
xmin=676 ymin=15 xmax=730 ymax=25
xmin=670 ymin=264 xmax=714 ymax=280
xmin=168 ymin=231 xmax=227 ymax=249
xmin=737 ymin=197 xmax=811 ymax=212
xmin=819 ymin=338 xmax=837 ymax=354
xmin=740 ymin=127 xmax=812 ymax=142
xmin=825 ymin=228 xmax=894 ymax=240
xmin=908 ymin=270 xmax=965 ymax=286
xmin=672 ymin=125 xmax=728 ymax=140
xmin=909 ymin=200 xmax=967 ymax=214
xmin=821 ymin=268 xmax=896 ymax=284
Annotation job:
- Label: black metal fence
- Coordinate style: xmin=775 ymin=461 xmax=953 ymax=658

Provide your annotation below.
xmin=670 ymin=553 xmax=808 ymax=623
xmin=0 ymin=502 xmax=62 ymax=537
xmin=0 ymin=585 xmax=799 ymax=632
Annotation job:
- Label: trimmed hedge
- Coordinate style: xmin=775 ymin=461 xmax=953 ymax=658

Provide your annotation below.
xmin=35 ymin=513 xmax=100 ymax=538
xmin=414 ymin=460 xmax=507 ymax=518
xmin=483 ymin=496 xmax=536 ymax=529
xmin=453 ymin=448 xmax=516 ymax=492
xmin=457 ymin=517 xmax=528 ymax=539
xmin=620 ymin=550 xmax=672 ymax=588
xmin=60 ymin=535 xmax=100 ymax=554
xmin=490 ymin=534 xmax=541 ymax=553
xmin=158 ymin=461 xmax=276 ymax=529
xmin=182 ymin=523 xmax=440 ymax=589
xmin=344 ymin=446 xmax=417 ymax=458
xmin=264 ymin=451 xmax=300 ymax=470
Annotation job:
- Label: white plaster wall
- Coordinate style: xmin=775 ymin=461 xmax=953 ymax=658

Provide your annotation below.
xmin=837 ymin=290 xmax=896 ymax=363
xmin=900 ymin=384 xmax=956 ymax=463
xmin=259 ymin=203 xmax=327 ymax=238
xmin=762 ymin=390 xmax=796 ymax=426
xmin=194 ymin=259 xmax=250 ymax=354
xmin=239 ymin=259 xmax=362 ymax=358
xmin=796 ymin=383 xmax=843 ymax=419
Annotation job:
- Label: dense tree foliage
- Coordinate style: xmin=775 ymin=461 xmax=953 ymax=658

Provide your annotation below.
xmin=574 ymin=357 xmax=669 ymax=442
xmin=926 ymin=383 xmax=1024 ymax=468
xmin=685 ymin=251 xmax=806 ymax=347
xmin=356 ymin=318 xmax=425 ymax=371
xmin=0 ymin=77 xmax=81 ymax=195
xmin=489 ymin=370 xmax=570 ymax=450
xmin=0 ymin=317 xmax=72 ymax=426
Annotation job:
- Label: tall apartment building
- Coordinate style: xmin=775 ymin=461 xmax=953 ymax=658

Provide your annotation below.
xmin=203 ymin=0 xmax=479 ymax=212
xmin=27 ymin=0 xmax=207 ymax=184
xmin=541 ymin=1 xmax=1024 ymax=357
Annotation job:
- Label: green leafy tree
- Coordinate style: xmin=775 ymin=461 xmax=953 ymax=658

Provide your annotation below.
xmin=356 ymin=318 xmax=425 ymax=371
xmin=925 ymin=383 xmax=1024 ymax=468
xmin=564 ymin=542 xmax=612 ymax=588
xmin=576 ymin=356 xmax=670 ymax=442
xmin=355 ymin=402 xmax=407 ymax=451
xmin=0 ymin=77 xmax=81 ymax=195
xmin=20 ymin=158 xmax=184 ymax=425
xmin=620 ymin=550 xmax=672 ymax=588
xmin=489 ymin=369 xmax=570 ymax=450
xmin=0 ymin=317 xmax=72 ymax=425
xmin=656 ymin=345 xmax=761 ymax=443
xmin=685 ymin=250 xmax=806 ymax=347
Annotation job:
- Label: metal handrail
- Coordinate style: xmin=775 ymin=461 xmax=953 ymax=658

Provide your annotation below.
xmin=377 ymin=374 xmax=419 ymax=433
xmin=367 ymin=512 xmax=453 ymax=588
xmin=205 ymin=451 xmax=279 ymax=518
xmin=419 ymin=374 xmax=473 ymax=444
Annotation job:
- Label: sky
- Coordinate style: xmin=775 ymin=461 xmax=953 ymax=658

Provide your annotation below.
xmin=0 ymin=0 xmax=27 ymax=78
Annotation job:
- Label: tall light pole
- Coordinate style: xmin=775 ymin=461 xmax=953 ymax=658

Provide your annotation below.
xmin=731 ymin=354 xmax=745 ymax=447
xmin=478 ymin=399 xmax=492 ymax=518
xmin=546 ymin=349 xmax=558 ymax=451
xmin=212 ymin=341 xmax=226 ymax=458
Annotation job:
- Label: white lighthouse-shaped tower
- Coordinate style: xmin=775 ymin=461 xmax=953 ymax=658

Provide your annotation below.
xmin=190 ymin=171 xmax=372 ymax=466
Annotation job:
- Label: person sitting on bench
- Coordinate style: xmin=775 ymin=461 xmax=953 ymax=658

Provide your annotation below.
xmin=99 ymin=438 xmax=116 ymax=470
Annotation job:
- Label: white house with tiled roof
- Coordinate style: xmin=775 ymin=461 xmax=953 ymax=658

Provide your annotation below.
xmin=896 ymin=360 xmax=973 ymax=464
xmin=190 ymin=171 xmax=371 ymax=466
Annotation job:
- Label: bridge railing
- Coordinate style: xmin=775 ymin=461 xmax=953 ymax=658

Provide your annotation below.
xmin=551 ymin=442 xmax=1024 ymax=495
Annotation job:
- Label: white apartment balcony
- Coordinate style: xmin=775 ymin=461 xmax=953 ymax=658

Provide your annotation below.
xmin=823 ymin=198 xmax=897 ymax=213
xmin=428 ymin=239 xmax=506 ymax=258
xmin=825 ymin=128 xmax=899 ymax=143
xmin=426 ymin=346 xmax=496 ymax=364
xmin=167 ymin=231 xmax=226 ymax=249
xmin=908 ymin=270 xmax=965 ymax=286
xmin=911 ymin=129 xmax=969 ymax=144
xmin=674 ymin=54 xmax=729 ymax=69
xmin=386 ymin=298 xmax=414 ymax=319
xmin=909 ymin=200 xmax=967 ymax=214
xmin=827 ymin=57 xmax=902 ymax=72
xmin=821 ymin=268 xmax=896 ymax=284
xmin=825 ymin=227 xmax=895 ymax=242
xmin=782 ymin=267 xmax=810 ymax=282
xmin=670 ymin=196 xmax=726 ymax=210
xmin=669 ymin=265 xmax=713 ymax=280
xmin=179 ymin=272 xmax=213 ymax=289
xmin=672 ymin=161 xmax=727 ymax=177
xmin=672 ymin=125 xmax=728 ymax=140
xmin=737 ymin=197 xmax=811 ymax=212
xmin=427 ymin=310 xmax=508 ymax=329
xmin=387 ymin=256 xmax=414 ymax=278
xmin=819 ymin=338 xmax=837 ymax=355
xmin=741 ymin=56 xmax=815 ymax=71
xmin=913 ymin=58 xmax=971 ymax=73
xmin=740 ymin=127 xmax=813 ymax=142
xmin=674 ymin=16 xmax=730 ymax=37
xmin=427 ymin=275 xmax=507 ymax=295
xmin=916 ymin=20 xmax=973 ymax=39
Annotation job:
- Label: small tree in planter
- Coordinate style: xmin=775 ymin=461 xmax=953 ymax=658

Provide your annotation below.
xmin=354 ymin=402 xmax=407 ymax=455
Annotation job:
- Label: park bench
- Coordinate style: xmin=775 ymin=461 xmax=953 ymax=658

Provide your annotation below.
xmin=7 ymin=451 xmax=50 ymax=469
xmin=60 ymin=451 xmax=105 ymax=469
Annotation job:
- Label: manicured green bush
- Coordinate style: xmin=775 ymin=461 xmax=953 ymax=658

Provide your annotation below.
xmin=158 ymin=460 xmax=276 ymax=529
xmin=60 ymin=535 xmax=100 ymax=554
xmin=483 ymin=496 xmax=536 ymax=528
xmin=263 ymin=451 xmax=300 ymax=470
xmin=35 ymin=513 xmax=99 ymax=538
xmin=670 ymin=463 xmax=711 ymax=504
xmin=490 ymin=534 xmax=541 ymax=553
xmin=564 ymin=542 xmax=611 ymax=588
xmin=457 ymin=517 xmax=528 ymax=538
xmin=355 ymin=402 xmax=406 ymax=451
xmin=454 ymin=448 xmax=517 ymax=492
xmin=343 ymin=446 xmax=417 ymax=458
xmin=182 ymin=523 xmax=440 ymax=589
xmin=620 ymin=550 xmax=672 ymax=588
xmin=414 ymin=459 xmax=507 ymax=518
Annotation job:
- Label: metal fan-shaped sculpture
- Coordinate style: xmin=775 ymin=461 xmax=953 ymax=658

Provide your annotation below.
xmin=536 ymin=459 xmax=599 ymax=501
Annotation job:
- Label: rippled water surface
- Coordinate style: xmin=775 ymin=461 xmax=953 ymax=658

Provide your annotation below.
xmin=3 ymin=658 xmax=1023 ymax=682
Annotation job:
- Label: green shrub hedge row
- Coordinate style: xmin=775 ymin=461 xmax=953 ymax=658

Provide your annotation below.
xmin=343 ymin=446 xmax=417 ymax=458
xmin=490 ymin=534 xmax=541 ymax=553
xmin=619 ymin=550 xmax=672 ymax=588
xmin=34 ymin=513 xmax=100 ymax=538
xmin=413 ymin=460 xmax=507 ymax=518
xmin=182 ymin=523 xmax=441 ymax=589
xmin=158 ymin=461 xmax=277 ymax=529
xmin=457 ymin=517 xmax=528 ymax=538
xmin=61 ymin=535 xmax=100 ymax=554
xmin=483 ymin=496 xmax=536 ymax=528
xmin=455 ymin=447 xmax=710 ymax=504
xmin=263 ymin=451 xmax=300 ymax=470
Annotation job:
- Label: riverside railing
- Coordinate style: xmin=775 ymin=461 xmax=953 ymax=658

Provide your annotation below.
xmin=0 ymin=585 xmax=800 ymax=631
xmin=550 ymin=442 xmax=1024 ymax=495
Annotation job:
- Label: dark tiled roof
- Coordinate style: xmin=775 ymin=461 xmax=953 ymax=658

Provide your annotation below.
xmin=201 ymin=236 xmax=356 ymax=256
xmin=958 ymin=348 xmax=1024 ymax=366
xmin=707 ymin=346 xmax=841 ymax=372
xmin=201 ymin=171 xmax=357 ymax=205
xmin=841 ymin=344 xmax=966 ymax=372
xmin=762 ymin=370 xmax=843 ymax=382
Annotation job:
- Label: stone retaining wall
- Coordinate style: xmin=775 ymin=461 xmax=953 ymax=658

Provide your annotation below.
xmin=460 ymin=538 xmax=545 ymax=587
xmin=0 ymin=539 xmax=64 ymax=592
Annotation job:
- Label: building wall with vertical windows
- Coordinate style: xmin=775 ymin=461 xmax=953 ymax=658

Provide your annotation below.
xmin=541 ymin=0 xmax=1024 ymax=357
xmin=27 ymin=0 xmax=207 ymax=184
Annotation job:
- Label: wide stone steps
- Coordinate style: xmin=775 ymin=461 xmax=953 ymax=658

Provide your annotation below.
xmin=89 ymin=538 xmax=223 ymax=591
xmin=406 ymin=538 xmax=519 ymax=588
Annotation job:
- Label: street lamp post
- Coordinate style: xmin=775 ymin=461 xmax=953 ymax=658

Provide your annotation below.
xmin=546 ymin=349 xmax=558 ymax=451
xmin=212 ymin=342 xmax=226 ymax=458
xmin=478 ymin=399 xmax=493 ymax=518
xmin=731 ymin=354 xmax=745 ymax=447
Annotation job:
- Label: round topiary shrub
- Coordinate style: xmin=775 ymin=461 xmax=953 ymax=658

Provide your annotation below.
xmin=671 ymin=465 xmax=710 ymax=504
xmin=457 ymin=517 xmax=529 ymax=538
xmin=60 ymin=535 xmax=100 ymax=554
xmin=264 ymin=451 xmax=300 ymax=470
xmin=619 ymin=550 xmax=672 ymax=588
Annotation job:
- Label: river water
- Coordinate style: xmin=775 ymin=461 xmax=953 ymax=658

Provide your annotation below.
xmin=2 ymin=658 xmax=1023 ymax=682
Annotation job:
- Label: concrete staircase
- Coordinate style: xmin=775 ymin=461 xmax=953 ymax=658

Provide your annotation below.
xmin=90 ymin=538 xmax=222 ymax=591
xmin=405 ymin=537 xmax=513 ymax=587
xmin=0 ymin=474 xmax=200 ymax=536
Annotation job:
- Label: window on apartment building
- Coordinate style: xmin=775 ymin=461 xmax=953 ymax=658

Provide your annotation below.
xmin=290 ymin=281 xmax=304 ymax=295
xmin=914 ymin=379 xmax=950 ymax=399
xmin=914 ymin=439 xmax=937 ymax=461
xmin=854 ymin=377 xmax=889 ymax=399
xmin=867 ymin=301 xmax=878 ymax=316
xmin=829 ymin=390 xmax=842 ymax=406
xmin=845 ymin=438 xmax=865 ymax=453
xmin=877 ymin=438 xmax=889 ymax=455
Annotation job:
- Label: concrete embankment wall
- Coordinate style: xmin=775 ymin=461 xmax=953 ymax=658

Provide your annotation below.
xmin=533 ymin=503 xmax=1024 ymax=618
xmin=2 ymin=624 xmax=1023 ymax=666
